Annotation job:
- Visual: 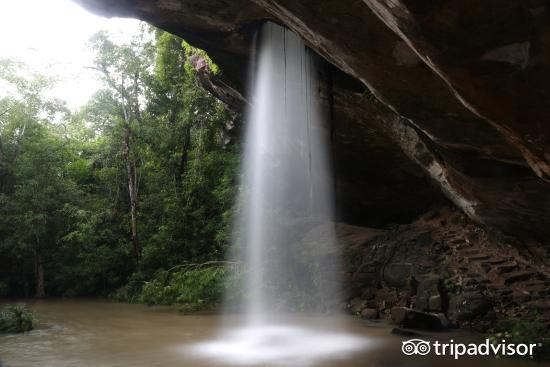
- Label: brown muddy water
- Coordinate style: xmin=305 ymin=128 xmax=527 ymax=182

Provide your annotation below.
xmin=0 ymin=300 xmax=547 ymax=367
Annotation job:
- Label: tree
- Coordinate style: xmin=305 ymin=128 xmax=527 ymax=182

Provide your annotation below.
xmin=0 ymin=59 xmax=74 ymax=297
xmin=88 ymin=30 xmax=154 ymax=262
xmin=0 ymin=27 xmax=239 ymax=300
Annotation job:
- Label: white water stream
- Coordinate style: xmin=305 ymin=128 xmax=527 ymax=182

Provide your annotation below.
xmin=190 ymin=22 xmax=371 ymax=366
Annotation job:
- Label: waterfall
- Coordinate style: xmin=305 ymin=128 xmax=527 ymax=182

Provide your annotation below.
xmin=241 ymin=22 xmax=339 ymax=322
xmin=190 ymin=22 xmax=371 ymax=366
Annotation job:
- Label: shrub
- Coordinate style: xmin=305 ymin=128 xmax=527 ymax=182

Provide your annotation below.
xmin=489 ymin=317 xmax=550 ymax=360
xmin=0 ymin=304 xmax=35 ymax=333
xmin=138 ymin=263 xmax=240 ymax=311
xmin=110 ymin=272 xmax=146 ymax=303
xmin=110 ymin=281 xmax=143 ymax=303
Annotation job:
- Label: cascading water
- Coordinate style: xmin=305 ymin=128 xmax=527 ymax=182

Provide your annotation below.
xmin=190 ymin=22 xmax=372 ymax=366
xmin=241 ymin=21 xmax=340 ymax=322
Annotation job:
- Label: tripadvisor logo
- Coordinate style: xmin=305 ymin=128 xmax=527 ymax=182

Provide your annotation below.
xmin=402 ymin=338 xmax=542 ymax=359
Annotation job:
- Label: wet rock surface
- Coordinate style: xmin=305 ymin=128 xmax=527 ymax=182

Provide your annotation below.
xmin=339 ymin=207 xmax=550 ymax=331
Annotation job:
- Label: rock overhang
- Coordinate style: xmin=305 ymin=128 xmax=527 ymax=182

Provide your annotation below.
xmin=72 ymin=0 xmax=550 ymax=240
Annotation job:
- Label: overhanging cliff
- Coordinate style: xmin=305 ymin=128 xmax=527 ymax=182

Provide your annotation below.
xmin=73 ymin=0 xmax=550 ymax=240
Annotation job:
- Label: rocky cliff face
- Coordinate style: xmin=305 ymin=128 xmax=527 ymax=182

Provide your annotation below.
xmin=338 ymin=207 xmax=550 ymax=330
xmin=73 ymin=0 xmax=550 ymax=331
xmin=74 ymin=0 xmax=550 ymax=242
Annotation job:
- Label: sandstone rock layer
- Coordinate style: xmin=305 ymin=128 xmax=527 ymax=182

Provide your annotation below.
xmin=73 ymin=0 xmax=550 ymax=239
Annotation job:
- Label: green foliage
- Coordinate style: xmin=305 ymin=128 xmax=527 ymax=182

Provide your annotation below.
xmin=138 ymin=264 xmax=238 ymax=311
xmin=0 ymin=27 xmax=238 ymax=299
xmin=110 ymin=272 xmax=146 ymax=303
xmin=0 ymin=59 xmax=77 ymax=298
xmin=0 ymin=304 xmax=34 ymax=333
xmin=181 ymin=39 xmax=220 ymax=74
xmin=490 ymin=317 xmax=550 ymax=360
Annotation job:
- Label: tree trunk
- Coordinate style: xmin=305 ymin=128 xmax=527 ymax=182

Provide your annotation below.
xmin=35 ymin=236 xmax=45 ymax=298
xmin=122 ymin=118 xmax=140 ymax=261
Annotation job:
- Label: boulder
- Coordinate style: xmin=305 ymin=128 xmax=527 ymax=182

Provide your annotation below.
xmin=349 ymin=297 xmax=367 ymax=313
xmin=391 ymin=306 xmax=445 ymax=330
xmin=415 ymin=276 xmax=444 ymax=312
xmin=448 ymin=292 xmax=492 ymax=322
xmin=391 ymin=306 xmax=409 ymax=324
xmin=360 ymin=308 xmax=379 ymax=320
xmin=402 ymin=309 xmax=445 ymax=331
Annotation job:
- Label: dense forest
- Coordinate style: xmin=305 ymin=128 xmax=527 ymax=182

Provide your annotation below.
xmin=0 ymin=26 xmax=238 ymax=304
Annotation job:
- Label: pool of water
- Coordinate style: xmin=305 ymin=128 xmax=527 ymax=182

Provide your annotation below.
xmin=0 ymin=300 xmax=547 ymax=366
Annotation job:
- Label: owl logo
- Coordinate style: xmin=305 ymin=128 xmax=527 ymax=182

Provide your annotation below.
xmin=402 ymin=339 xmax=431 ymax=355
